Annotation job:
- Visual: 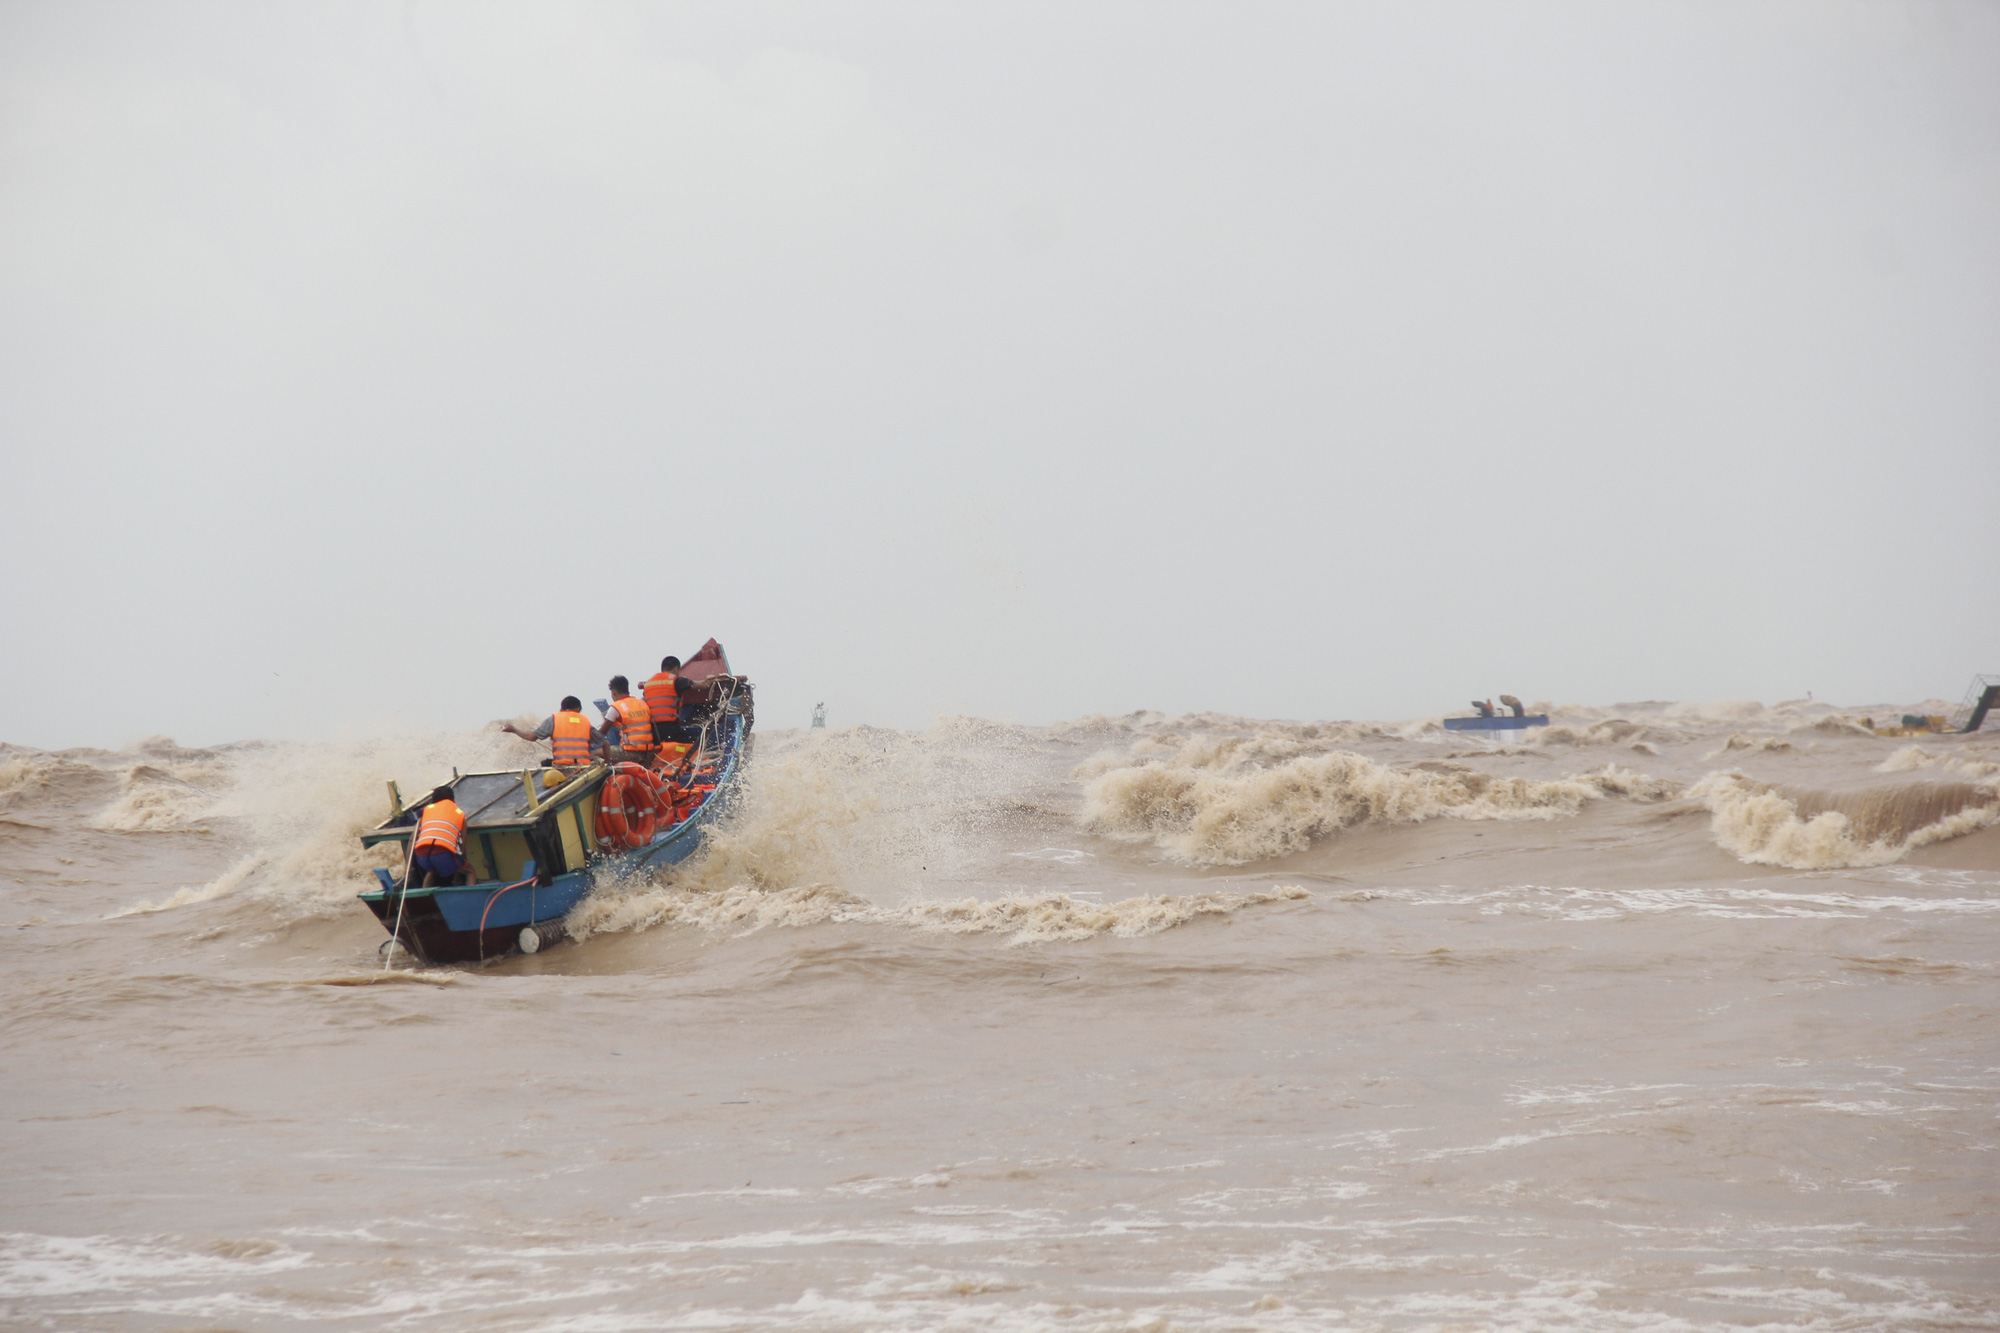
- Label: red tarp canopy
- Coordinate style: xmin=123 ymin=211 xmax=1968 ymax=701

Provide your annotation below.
xmin=678 ymin=639 xmax=733 ymax=686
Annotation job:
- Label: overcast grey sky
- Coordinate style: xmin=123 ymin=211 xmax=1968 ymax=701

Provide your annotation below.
xmin=3 ymin=1 xmax=1996 ymax=750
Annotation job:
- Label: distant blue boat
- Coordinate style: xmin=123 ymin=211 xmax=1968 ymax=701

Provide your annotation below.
xmin=1443 ymin=714 xmax=1549 ymax=732
xmin=356 ymin=642 xmax=752 ymax=964
xmin=1443 ymin=696 xmax=1548 ymax=732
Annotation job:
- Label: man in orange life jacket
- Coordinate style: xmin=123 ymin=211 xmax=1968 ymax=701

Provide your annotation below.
xmin=500 ymin=696 xmax=605 ymax=768
xmin=643 ymin=656 xmax=701 ymax=749
xmin=412 ymin=794 xmax=469 ymax=887
xmin=602 ymin=676 xmax=656 ymax=766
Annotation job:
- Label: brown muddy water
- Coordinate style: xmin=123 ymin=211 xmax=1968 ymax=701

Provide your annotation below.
xmin=3 ymin=700 xmax=1998 ymax=1331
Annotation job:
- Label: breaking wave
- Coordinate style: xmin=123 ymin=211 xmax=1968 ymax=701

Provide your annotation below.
xmin=1539 ymin=720 xmax=1686 ymax=748
xmin=1693 ymin=772 xmax=2000 ymax=869
xmin=1078 ymin=742 xmax=1680 ymax=865
xmin=1875 ymin=745 xmax=2000 ymax=779
xmin=88 ymin=762 xmax=225 ymax=833
xmin=1796 ymin=715 xmax=1877 ymax=738
xmin=1 ymin=748 xmax=114 ymax=808
xmin=1703 ymin=733 xmax=1796 ymax=761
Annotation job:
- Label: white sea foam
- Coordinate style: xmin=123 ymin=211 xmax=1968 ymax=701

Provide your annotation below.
xmin=0 ymin=1232 xmax=303 ymax=1299
xmin=568 ymin=878 xmax=1309 ymax=946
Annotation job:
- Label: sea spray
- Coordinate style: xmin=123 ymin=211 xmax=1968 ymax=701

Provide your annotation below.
xmin=94 ymin=729 xmax=538 ymax=919
xmin=565 ymin=718 xmax=1229 ymax=944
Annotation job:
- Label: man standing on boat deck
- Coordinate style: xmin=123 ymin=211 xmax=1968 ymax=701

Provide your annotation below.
xmin=643 ymin=656 xmax=701 ymax=749
xmin=603 ymin=676 xmax=657 ymax=766
xmin=499 ymin=696 xmax=606 ymax=767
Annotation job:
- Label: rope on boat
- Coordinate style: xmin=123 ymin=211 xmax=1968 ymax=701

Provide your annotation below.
xmin=476 ymin=874 xmax=539 ymax=962
xmin=383 ymin=884 xmax=410 ymax=972
xmin=383 ymin=813 xmax=424 ymax=973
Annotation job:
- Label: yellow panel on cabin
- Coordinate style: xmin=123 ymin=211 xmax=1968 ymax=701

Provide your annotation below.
xmin=482 ymin=831 xmax=533 ymax=882
xmin=558 ymin=803 xmax=587 ymax=872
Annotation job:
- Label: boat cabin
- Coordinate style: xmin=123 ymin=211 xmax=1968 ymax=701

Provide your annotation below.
xmin=363 ymin=764 xmax=606 ymax=887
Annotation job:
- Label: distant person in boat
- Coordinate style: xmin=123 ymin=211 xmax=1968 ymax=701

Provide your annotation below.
xmin=500 ymin=696 xmax=605 ymax=768
xmin=412 ymin=795 xmax=470 ymax=888
xmin=643 ymin=656 xmax=701 ymax=748
xmin=1471 ymin=699 xmax=1495 ymax=718
xmin=603 ymin=676 xmax=658 ymax=766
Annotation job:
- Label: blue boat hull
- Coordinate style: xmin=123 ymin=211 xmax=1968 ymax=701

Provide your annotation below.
xmin=1442 ymin=715 xmax=1550 ymax=731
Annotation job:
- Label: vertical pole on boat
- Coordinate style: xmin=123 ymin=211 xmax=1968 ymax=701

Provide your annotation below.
xmin=384 ymin=817 xmax=420 ymax=972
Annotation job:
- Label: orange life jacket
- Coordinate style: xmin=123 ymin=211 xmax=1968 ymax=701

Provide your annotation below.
xmin=611 ymin=695 xmax=655 ymax=752
xmin=414 ymin=798 xmax=466 ymax=855
xmin=551 ymin=709 xmax=594 ymax=768
xmin=642 ymin=670 xmax=680 ymax=723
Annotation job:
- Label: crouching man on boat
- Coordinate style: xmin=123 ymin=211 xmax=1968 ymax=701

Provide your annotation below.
xmin=412 ymin=796 xmax=470 ymax=888
xmin=499 ymin=696 xmax=605 ymax=770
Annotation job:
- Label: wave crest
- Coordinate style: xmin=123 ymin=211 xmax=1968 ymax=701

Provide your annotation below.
xmin=1702 ymin=733 xmax=1796 ymax=760
xmin=88 ymin=763 xmax=224 ymax=833
xmin=1080 ymin=747 xmax=1679 ymax=866
xmin=1692 ymin=772 xmax=1999 ymax=869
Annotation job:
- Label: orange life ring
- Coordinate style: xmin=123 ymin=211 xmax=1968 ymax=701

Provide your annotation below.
xmin=595 ymin=763 xmax=660 ymax=850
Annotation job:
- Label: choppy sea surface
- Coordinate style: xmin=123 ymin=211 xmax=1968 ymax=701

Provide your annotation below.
xmin=4 ymin=698 xmax=1998 ymax=1331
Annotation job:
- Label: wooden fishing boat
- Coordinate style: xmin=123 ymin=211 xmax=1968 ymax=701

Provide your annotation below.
xmin=356 ymin=641 xmax=753 ymax=964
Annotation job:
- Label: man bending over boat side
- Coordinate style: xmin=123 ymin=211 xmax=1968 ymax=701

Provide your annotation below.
xmin=500 ymin=696 xmax=606 ymax=769
xmin=413 ymin=796 xmax=471 ymax=887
